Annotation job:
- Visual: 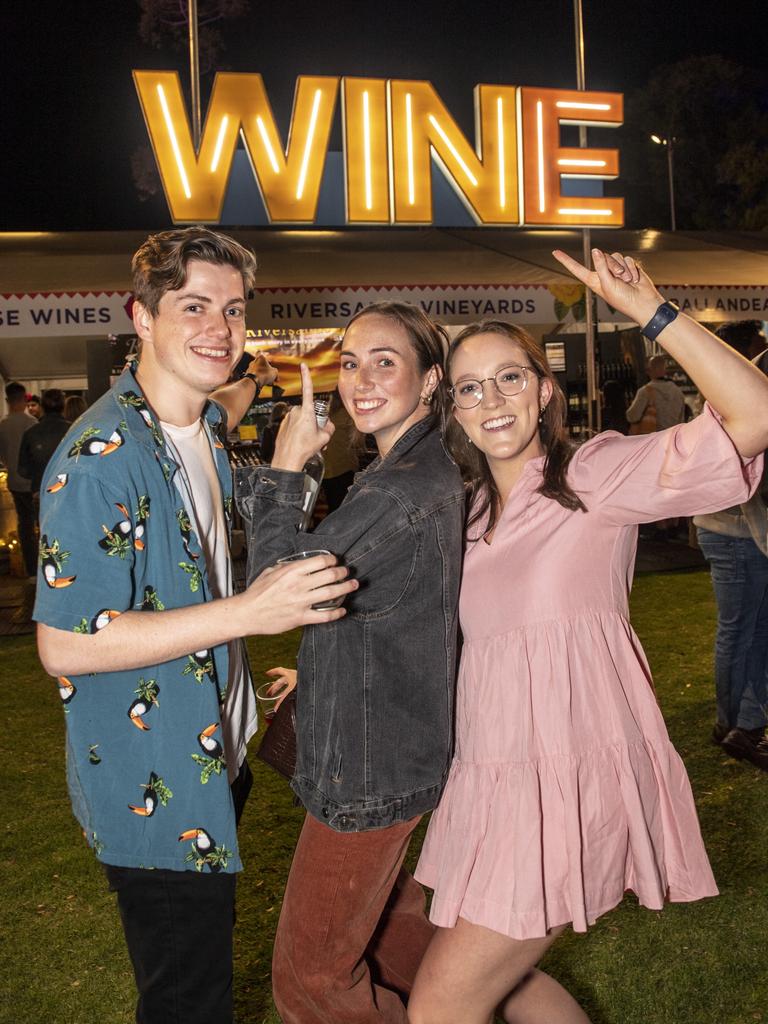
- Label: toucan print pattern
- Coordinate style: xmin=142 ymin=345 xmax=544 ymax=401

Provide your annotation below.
xmin=34 ymin=366 xmax=242 ymax=873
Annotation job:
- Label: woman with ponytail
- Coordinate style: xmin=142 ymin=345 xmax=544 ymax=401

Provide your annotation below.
xmin=408 ymin=250 xmax=768 ymax=1024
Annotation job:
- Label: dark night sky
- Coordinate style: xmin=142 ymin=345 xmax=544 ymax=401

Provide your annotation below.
xmin=4 ymin=0 xmax=765 ymax=231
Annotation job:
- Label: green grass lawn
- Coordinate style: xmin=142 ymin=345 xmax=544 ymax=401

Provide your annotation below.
xmin=2 ymin=570 xmax=767 ymax=1023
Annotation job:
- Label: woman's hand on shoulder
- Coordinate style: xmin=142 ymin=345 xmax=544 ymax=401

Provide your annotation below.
xmin=553 ymin=248 xmax=663 ymax=327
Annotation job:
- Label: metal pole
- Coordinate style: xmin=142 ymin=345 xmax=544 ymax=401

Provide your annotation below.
xmin=667 ymin=137 xmax=676 ymax=231
xmin=573 ymin=0 xmax=599 ymax=434
xmin=573 ymin=0 xmax=586 ymax=90
xmin=188 ymin=0 xmax=201 ymax=149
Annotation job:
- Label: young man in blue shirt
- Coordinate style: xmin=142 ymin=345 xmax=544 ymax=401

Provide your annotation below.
xmin=34 ymin=227 xmax=356 ymax=1024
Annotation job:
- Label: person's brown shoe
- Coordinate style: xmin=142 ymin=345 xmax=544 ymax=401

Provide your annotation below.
xmin=721 ymin=727 xmax=768 ymax=771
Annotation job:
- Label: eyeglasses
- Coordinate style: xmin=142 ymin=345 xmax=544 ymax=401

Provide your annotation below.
xmin=449 ymin=364 xmax=535 ymax=409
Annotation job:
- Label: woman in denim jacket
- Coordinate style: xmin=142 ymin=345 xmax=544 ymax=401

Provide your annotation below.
xmin=238 ymin=303 xmax=464 ymax=1023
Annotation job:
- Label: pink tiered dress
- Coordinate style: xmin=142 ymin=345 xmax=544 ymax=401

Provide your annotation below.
xmin=415 ymin=408 xmax=761 ymax=939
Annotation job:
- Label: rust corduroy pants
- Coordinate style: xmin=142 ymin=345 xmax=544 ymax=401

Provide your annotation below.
xmin=272 ymin=812 xmax=435 ymax=1023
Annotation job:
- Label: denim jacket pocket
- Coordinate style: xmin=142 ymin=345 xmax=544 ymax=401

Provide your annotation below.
xmin=347 ymin=527 xmax=421 ymax=619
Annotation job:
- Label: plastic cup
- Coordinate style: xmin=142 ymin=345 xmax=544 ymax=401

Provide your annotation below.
xmin=255 ymin=678 xmax=292 ymax=722
xmin=276 ymin=549 xmax=346 ymax=610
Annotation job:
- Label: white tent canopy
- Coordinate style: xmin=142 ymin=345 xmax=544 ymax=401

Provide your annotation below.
xmin=1 ymin=228 xmax=767 ymax=378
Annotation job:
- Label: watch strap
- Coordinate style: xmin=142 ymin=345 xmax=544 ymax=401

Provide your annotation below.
xmin=641 ymin=301 xmax=679 ymax=340
xmin=242 ymin=372 xmax=262 ymax=392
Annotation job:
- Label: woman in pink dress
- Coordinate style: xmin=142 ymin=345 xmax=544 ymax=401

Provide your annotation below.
xmin=408 ymin=249 xmax=768 ymax=1024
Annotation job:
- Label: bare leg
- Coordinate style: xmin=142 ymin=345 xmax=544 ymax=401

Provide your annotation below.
xmin=407 ymin=918 xmax=589 ymax=1024
xmin=498 ymin=968 xmax=591 ymax=1024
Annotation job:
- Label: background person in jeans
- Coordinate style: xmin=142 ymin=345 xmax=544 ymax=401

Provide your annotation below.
xmin=695 ymin=325 xmax=768 ymax=770
xmin=239 ymin=303 xmax=464 ymax=1023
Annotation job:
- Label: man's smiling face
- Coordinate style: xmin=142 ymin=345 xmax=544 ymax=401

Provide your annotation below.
xmin=135 ymin=259 xmax=246 ymax=418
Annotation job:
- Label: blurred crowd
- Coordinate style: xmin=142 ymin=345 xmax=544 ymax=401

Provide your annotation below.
xmin=0 ymin=384 xmax=89 ymax=621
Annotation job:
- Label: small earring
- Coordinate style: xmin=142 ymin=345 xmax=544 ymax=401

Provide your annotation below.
xmin=420 ymin=392 xmax=433 ymax=406
xmin=538 ymin=405 xmax=547 ymax=423
xmin=463 ymin=432 xmax=474 ymax=446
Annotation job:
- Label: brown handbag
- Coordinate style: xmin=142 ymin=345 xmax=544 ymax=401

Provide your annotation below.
xmin=628 ymin=385 xmax=657 ymax=435
xmin=255 ymin=691 xmax=297 ymax=780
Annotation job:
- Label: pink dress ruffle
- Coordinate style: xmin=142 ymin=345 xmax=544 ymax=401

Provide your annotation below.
xmin=416 ymin=408 xmax=762 ymax=939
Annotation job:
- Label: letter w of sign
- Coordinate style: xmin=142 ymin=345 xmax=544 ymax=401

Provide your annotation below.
xmin=133 ymin=71 xmax=339 ymax=223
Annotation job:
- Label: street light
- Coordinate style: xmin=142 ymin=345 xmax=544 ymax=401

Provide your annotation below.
xmin=650 ymin=134 xmax=676 ymax=231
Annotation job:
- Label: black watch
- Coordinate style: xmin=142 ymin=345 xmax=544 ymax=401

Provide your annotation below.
xmin=242 ymin=372 xmax=262 ymax=393
xmin=641 ymin=301 xmax=679 ymax=340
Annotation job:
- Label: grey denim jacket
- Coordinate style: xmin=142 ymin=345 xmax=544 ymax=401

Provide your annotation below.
xmin=238 ymin=418 xmax=464 ymax=831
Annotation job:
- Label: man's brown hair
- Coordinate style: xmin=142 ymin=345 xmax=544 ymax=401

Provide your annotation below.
xmin=132 ymin=226 xmax=258 ymax=316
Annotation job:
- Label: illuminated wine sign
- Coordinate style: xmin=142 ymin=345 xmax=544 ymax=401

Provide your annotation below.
xmin=134 ymin=71 xmax=623 ymax=228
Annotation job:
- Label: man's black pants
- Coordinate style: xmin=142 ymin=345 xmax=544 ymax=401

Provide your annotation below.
xmin=104 ymin=759 xmax=252 ymax=1024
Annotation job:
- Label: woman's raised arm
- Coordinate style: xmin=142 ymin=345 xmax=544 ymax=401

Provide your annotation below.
xmin=553 ymin=248 xmax=768 ymax=457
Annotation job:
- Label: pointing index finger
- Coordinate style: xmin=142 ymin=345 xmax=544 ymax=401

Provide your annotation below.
xmin=300 ymin=362 xmax=315 ymax=412
xmin=552 ymin=249 xmax=592 ymax=286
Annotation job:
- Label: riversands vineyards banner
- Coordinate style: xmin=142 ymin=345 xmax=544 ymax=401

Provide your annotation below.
xmin=248 ymin=283 xmax=768 ymax=329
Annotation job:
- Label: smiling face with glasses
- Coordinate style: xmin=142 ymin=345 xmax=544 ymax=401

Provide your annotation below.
xmin=449 ymin=332 xmax=553 ymax=485
xmin=449 ymin=364 xmax=534 ymax=409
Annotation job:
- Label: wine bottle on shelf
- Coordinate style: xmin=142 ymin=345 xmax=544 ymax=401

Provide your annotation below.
xmin=300 ymin=397 xmax=330 ymax=530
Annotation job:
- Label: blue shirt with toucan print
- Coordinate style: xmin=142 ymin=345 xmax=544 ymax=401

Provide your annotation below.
xmin=34 ymin=366 xmax=242 ymax=873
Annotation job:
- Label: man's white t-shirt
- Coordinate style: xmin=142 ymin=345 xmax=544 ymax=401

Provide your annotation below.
xmin=161 ymin=417 xmax=257 ymax=781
